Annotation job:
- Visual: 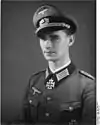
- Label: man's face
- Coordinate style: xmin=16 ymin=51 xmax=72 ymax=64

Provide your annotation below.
xmin=39 ymin=30 xmax=73 ymax=62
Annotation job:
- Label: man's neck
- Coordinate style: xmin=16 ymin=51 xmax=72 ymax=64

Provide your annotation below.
xmin=48 ymin=57 xmax=71 ymax=73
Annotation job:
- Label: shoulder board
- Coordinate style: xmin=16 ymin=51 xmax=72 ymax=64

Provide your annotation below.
xmin=79 ymin=70 xmax=95 ymax=80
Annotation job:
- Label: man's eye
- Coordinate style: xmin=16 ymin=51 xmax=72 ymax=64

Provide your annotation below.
xmin=39 ymin=35 xmax=46 ymax=40
xmin=50 ymin=36 xmax=59 ymax=41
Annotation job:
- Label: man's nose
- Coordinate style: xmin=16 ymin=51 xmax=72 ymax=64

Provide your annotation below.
xmin=45 ymin=40 xmax=52 ymax=48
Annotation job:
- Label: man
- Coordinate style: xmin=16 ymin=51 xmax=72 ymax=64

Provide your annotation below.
xmin=11 ymin=4 xmax=96 ymax=125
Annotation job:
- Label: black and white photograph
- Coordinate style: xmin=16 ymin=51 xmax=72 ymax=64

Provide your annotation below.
xmin=1 ymin=0 xmax=96 ymax=125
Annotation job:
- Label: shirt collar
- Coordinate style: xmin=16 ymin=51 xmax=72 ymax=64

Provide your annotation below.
xmin=50 ymin=60 xmax=71 ymax=73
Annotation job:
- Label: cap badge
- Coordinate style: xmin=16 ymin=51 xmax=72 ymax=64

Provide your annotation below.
xmin=38 ymin=8 xmax=48 ymax=15
xmin=46 ymin=78 xmax=55 ymax=89
xmin=39 ymin=18 xmax=49 ymax=27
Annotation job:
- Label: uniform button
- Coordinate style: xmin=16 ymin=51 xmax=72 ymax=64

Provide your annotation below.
xmin=69 ymin=106 xmax=73 ymax=111
xmin=29 ymin=100 xmax=32 ymax=103
xmin=47 ymin=97 xmax=51 ymax=101
xmin=45 ymin=112 xmax=50 ymax=117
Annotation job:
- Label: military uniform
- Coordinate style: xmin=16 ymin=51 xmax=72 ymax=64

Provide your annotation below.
xmin=10 ymin=4 xmax=96 ymax=125
xmin=11 ymin=62 xmax=95 ymax=125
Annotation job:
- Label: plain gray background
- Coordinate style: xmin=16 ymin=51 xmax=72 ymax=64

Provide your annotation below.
xmin=1 ymin=0 xmax=96 ymax=123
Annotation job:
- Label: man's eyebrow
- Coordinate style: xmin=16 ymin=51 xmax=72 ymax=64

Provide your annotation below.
xmin=49 ymin=34 xmax=59 ymax=38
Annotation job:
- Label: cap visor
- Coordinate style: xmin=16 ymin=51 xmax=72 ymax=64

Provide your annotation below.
xmin=36 ymin=26 xmax=65 ymax=38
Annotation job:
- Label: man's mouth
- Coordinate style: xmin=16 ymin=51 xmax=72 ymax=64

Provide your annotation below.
xmin=44 ymin=51 xmax=55 ymax=54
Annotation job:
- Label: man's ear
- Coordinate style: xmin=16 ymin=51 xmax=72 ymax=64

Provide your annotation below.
xmin=69 ymin=35 xmax=75 ymax=46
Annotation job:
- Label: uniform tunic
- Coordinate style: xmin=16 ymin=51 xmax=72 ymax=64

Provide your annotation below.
xmin=12 ymin=62 xmax=96 ymax=125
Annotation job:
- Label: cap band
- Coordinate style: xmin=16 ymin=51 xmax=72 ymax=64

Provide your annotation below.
xmin=35 ymin=22 xmax=70 ymax=34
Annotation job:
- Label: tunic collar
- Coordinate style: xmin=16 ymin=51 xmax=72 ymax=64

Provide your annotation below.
xmin=45 ymin=61 xmax=76 ymax=82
